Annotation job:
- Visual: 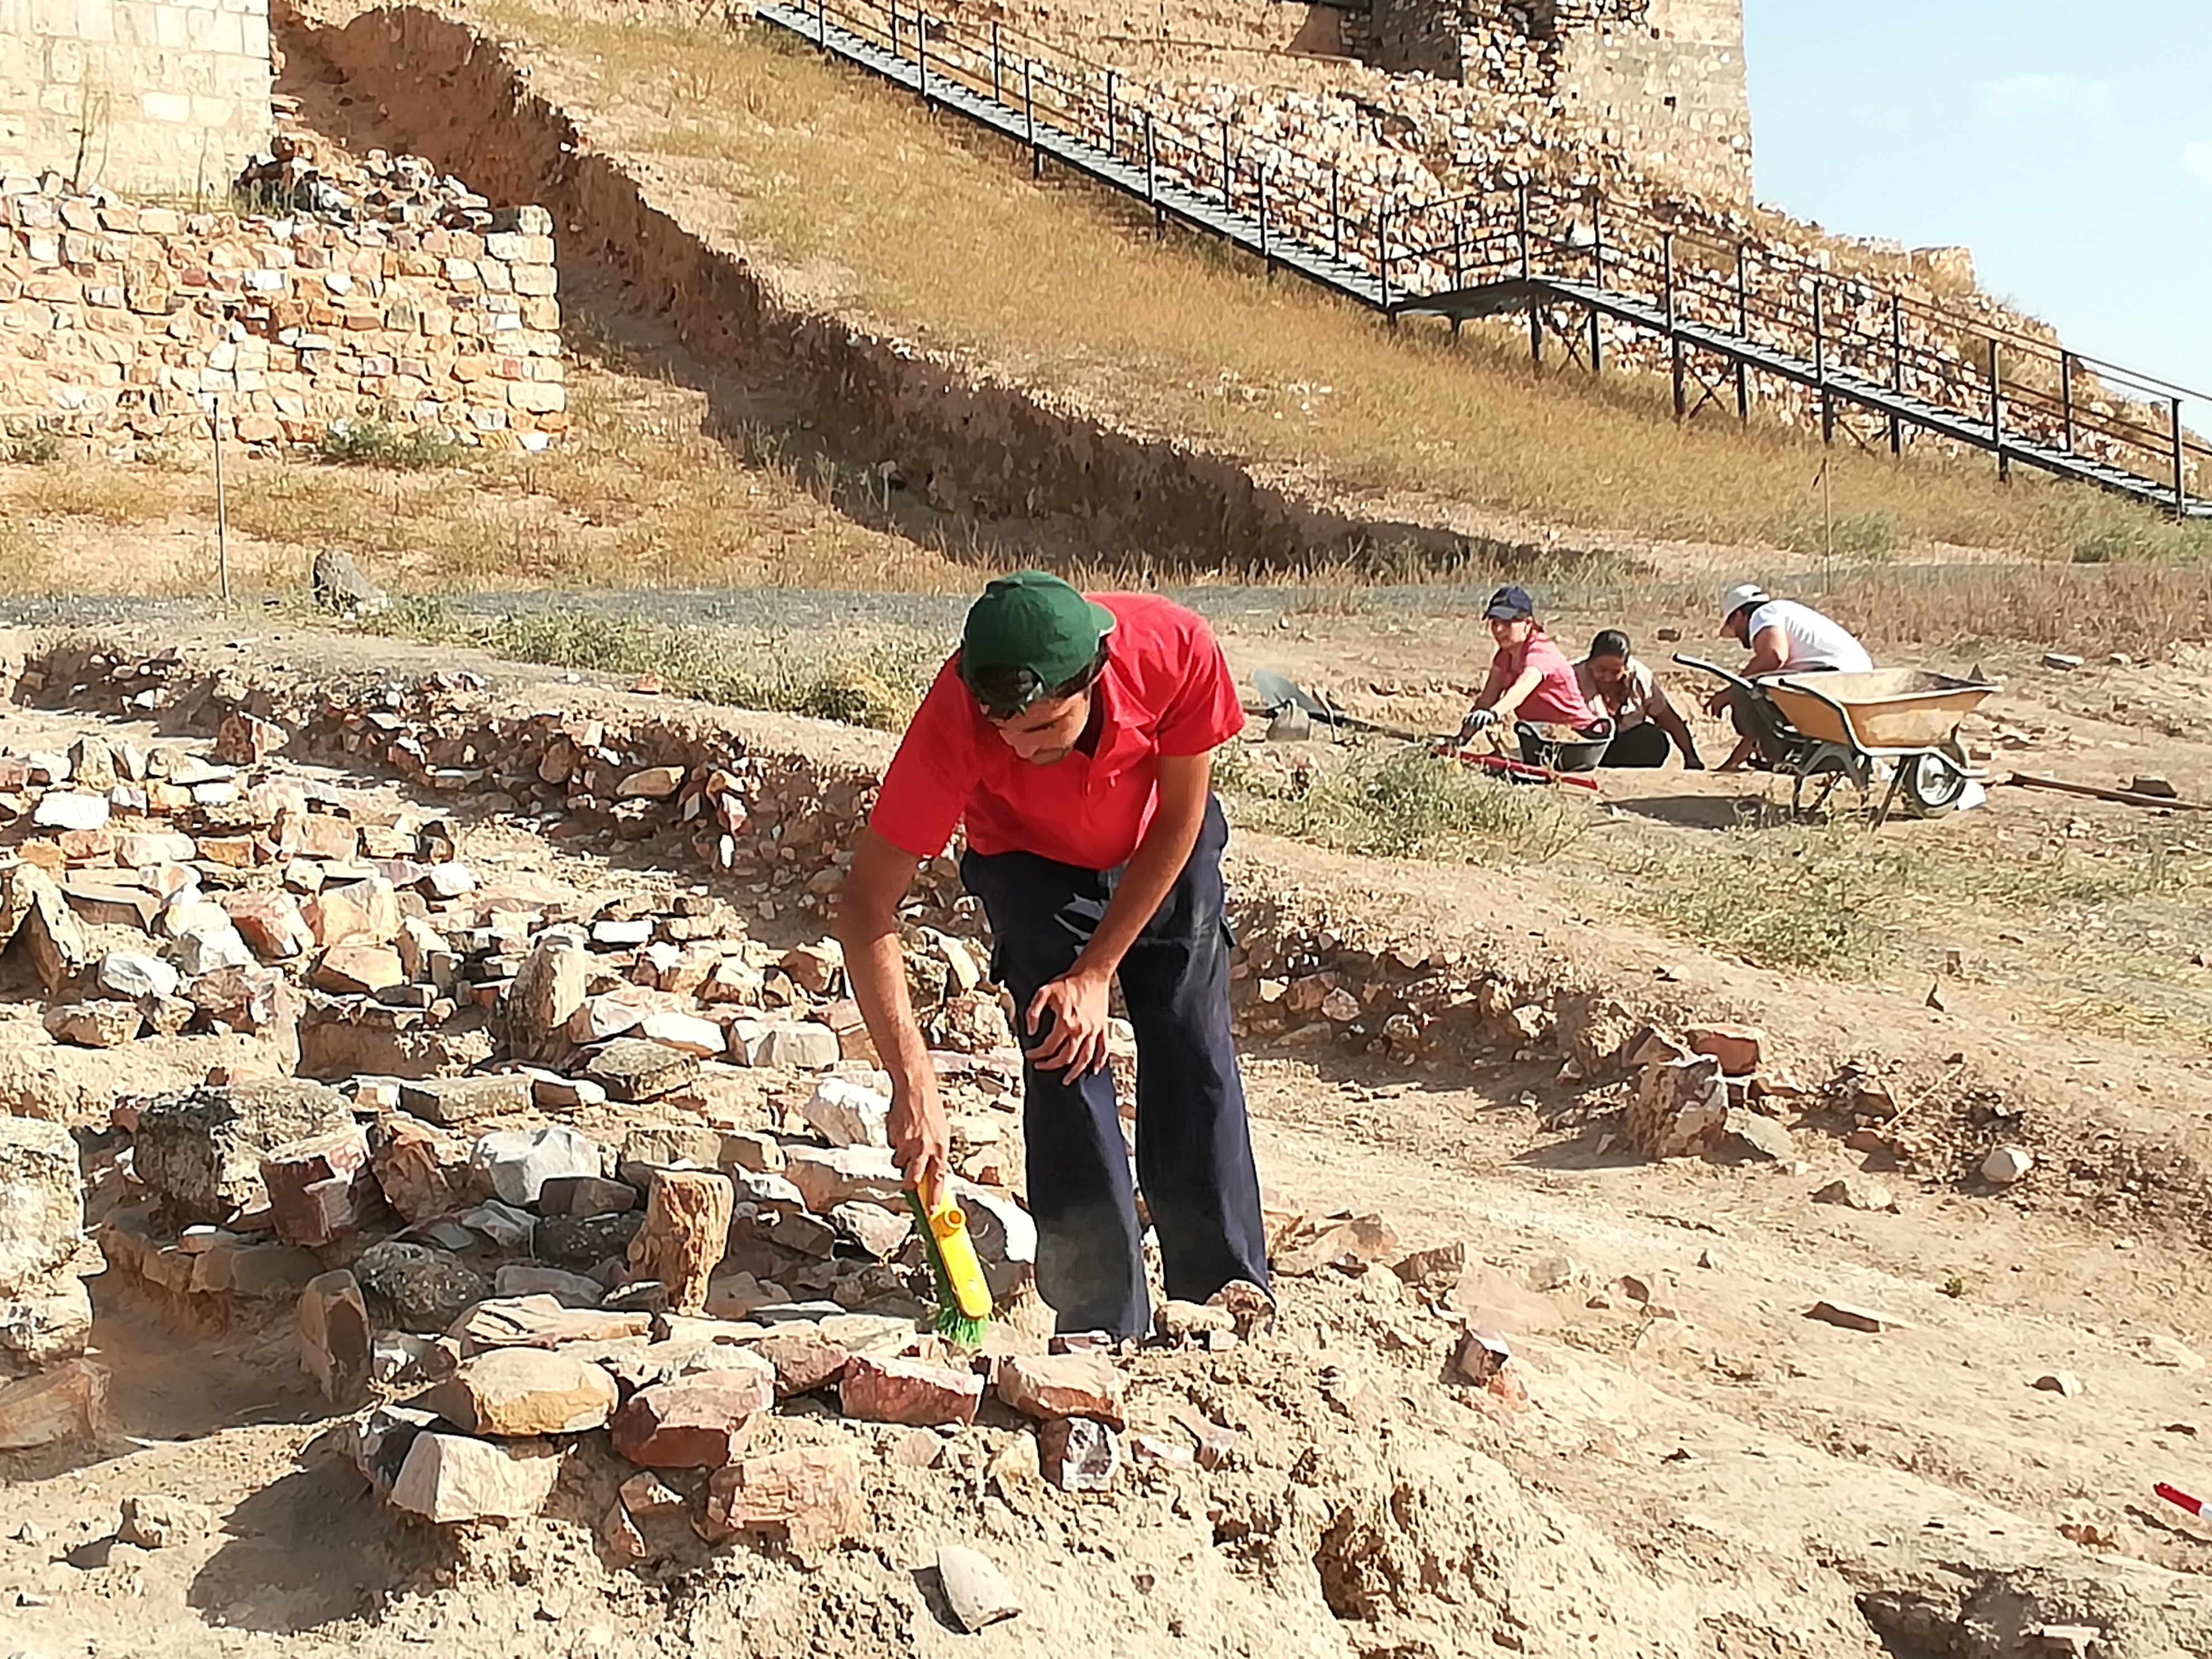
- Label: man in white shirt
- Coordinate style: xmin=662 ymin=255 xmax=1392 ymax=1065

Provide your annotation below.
xmin=1574 ymin=630 xmax=1704 ymax=769
xmin=1709 ymin=584 xmax=1874 ymax=772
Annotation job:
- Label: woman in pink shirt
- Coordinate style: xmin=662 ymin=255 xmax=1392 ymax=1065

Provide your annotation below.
xmin=1456 ymin=585 xmax=1614 ymax=773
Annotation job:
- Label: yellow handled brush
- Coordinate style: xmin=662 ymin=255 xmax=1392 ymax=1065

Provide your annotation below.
xmin=907 ymin=1178 xmax=992 ymax=1347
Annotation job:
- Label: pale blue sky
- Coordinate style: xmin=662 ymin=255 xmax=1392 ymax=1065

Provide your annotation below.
xmin=1742 ymin=1 xmax=2210 ymax=427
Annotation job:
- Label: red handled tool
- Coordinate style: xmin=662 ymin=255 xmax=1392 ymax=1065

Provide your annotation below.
xmin=2155 ymin=1482 xmax=2205 ymax=1517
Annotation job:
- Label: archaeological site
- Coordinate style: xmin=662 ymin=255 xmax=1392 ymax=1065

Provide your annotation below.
xmin=0 ymin=0 xmax=2206 ymax=1656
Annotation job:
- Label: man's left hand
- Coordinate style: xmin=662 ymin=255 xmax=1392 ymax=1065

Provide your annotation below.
xmin=1026 ymin=967 xmax=1113 ymax=1076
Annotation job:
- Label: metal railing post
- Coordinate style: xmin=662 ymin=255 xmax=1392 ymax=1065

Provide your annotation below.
xmin=2059 ymin=351 xmax=2074 ymax=453
xmin=1105 ymin=69 xmax=1117 ymax=161
xmin=1024 ymin=59 xmax=1039 ymax=177
xmin=2174 ymin=397 xmax=2188 ymax=512
xmin=916 ymin=7 xmax=929 ymax=105
xmin=1587 ymin=190 xmax=1603 ymax=373
xmin=815 ymin=0 xmax=826 ymax=50
xmin=991 ymin=21 xmax=1001 ymax=101
xmin=1814 ymin=279 xmax=1832 ymax=444
xmin=1221 ymin=124 xmax=1231 ymax=213
xmin=1330 ymin=168 xmax=1341 ymax=263
xmin=1734 ymin=241 xmax=1749 ymax=420
xmin=1145 ymin=111 xmax=1160 ymax=233
xmin=1663 ymin=231 xmax=1683 ymax=419
xmin=1888 ymin=291 xmax=1903 ymax=454
xmin=1452 ymin=211 xmax=1465 ymax=293
xmin=1377 ymin=206 xmax=1390 ymax=314
xmin=1521 ymin=184 xmax=1540 ymax=368
xmin=1258 ymin=164 xmax=1270 ymax=270
xmin=1990 ymin=338 xmax=2008 ymax=482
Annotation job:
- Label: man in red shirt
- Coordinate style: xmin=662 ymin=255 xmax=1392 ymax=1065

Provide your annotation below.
xmin=834 ymin=571 xmax=1269 ymax=1340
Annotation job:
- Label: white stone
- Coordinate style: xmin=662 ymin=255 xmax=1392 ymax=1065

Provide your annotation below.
xmin=470 ymin=1126 xmax=601 ymax=1207
xmin=1981 ymin=1146 xmax=2033 ymax=1186
xmin=32 ymin=791 xmax=109 ymax=831
xmin=98 ymin=950 xmax=180 ymax=1000
xmin=386 ymin=1431 xmax=561 ymax=1523
xmin=802 ymin=1078 xmax=891 ymax=1149
xmin=639 ymin=1010 xmax=726 ymax=1058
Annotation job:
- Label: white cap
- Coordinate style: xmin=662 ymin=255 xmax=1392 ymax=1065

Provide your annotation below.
xmin=1720 ymin=583 xmax=1769 ymax=620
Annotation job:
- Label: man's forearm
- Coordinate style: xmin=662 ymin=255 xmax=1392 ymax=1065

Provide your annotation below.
xmin=1074 ymin=798 xmax=1207 ymax=982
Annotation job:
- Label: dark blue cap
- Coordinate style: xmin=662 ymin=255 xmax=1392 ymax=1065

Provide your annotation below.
xmin=1484 ymin=585 xmax=1536 ymax=620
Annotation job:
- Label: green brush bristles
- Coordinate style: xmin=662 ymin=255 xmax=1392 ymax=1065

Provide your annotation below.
xmin=907 ymin=1187 xmax=991 ymax=1347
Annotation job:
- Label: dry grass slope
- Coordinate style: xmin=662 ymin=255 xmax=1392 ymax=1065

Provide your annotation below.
xmin=463 ymin=0 xmax=2206 ymax=565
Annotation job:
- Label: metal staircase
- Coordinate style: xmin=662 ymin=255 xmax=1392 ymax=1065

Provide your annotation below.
xmin=756 ymin=0 xmax=2210 ymax=520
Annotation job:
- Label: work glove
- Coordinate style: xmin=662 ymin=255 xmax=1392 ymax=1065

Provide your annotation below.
xmin=1460 ymin=708 xmax=1500 ymax=739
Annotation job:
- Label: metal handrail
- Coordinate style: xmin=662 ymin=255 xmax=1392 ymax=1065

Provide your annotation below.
xmin=771 ymin=0 xmax=2206 ymax=511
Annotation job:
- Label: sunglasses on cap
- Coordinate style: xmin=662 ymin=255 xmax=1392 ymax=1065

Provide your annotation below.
xmin=962 ymin=648 xmax=1108 ymax=722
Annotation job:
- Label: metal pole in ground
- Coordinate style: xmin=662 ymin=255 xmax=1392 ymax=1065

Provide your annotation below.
xmin=211 ymin=396 xmax=229 ymax=606
xmin=1990 ymin=338 xmax=2009 ymax=483
xmin=1587 ymin=190 xmax=1602 ymax=374
xmin=991 ymin=21 xmax=1001 ymax=101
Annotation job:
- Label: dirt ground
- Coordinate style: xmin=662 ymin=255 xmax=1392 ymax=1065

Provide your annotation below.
xmin=0 ymin=623 xmax=2202 ymax=1659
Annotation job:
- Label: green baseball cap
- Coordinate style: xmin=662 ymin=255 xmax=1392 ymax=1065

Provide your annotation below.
xmin=959 ymin=571 xmax=1116 ymax=710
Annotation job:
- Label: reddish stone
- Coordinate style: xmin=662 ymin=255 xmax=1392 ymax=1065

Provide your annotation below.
xmin=1037 ymin=1416 xmax=1120 ymax=1491
xmin=303 ymin=889 xmax=376 ymax=948
xmin=221 ymin=890 xmax=315 ymax=959
xmin=313 ymin=944 xmax=404 ymax=995
xmin=261 ymin=1124 xmax=379 ymax=1247
xmin=754 ymin=1329 xmax=851 ymax=1399
xmin=1687 ymin=1024 xmax=1764 ymax=1076
xmin=838 ymin=1352 xmax=982 ymax=1428
xmin=294 ymin=814 xmax=360 ymax=861
xmin=993 ymin=1352 xmax=1126 ymax=1428
xmin=701 ymin=1445 xmax=862 ymax=1553
xmin=369 ymin=1117 xmax=465 ymax=1221
xmin=609 ymin=1366 xmax=775 ymax=1468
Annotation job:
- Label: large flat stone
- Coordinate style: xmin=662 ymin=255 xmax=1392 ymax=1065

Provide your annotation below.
xmin=609 ymin=1362 xmax=775 ymax=1468
xmin=427 ymin=1347 xmax=619 ymax=1437
xmin=387 ymin=1432 xmax=562 ymax=1524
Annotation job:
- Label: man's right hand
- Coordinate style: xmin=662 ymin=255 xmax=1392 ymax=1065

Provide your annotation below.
xmin=889 ymin=1079 xmax=951 ymax=1199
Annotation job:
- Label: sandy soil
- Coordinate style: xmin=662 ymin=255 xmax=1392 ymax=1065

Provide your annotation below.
xmin=0 ymin=623 xmax=2203 ymax=1659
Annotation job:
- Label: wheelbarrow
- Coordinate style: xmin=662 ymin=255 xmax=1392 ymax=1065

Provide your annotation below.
xmin=1675 ymin=656 xmax=1996 ymax=824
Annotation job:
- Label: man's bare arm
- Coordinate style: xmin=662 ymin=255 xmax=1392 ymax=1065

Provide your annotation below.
xmin=1026 ymin=753 xmax=1213 ymax=1076
xmin=833 ymin=827 xmax=947 ymax=1193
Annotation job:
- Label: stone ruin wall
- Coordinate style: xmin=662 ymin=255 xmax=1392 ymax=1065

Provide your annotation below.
xmin=0 ymin=0 xmax=273 ymax=196
xmin=1358 ymin=0 xmax=1752 ymax=203
xmin=952 ymin=0 xmax=1753 ymax=203
xmin=0 ymin=173 xmax=566 ymax=449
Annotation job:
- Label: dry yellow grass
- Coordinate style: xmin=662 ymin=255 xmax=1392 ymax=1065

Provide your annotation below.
xmin=0 ymin=343 xmax=970 ymax=598
xmin=457 ymin=0 xmax=2205 ymax=566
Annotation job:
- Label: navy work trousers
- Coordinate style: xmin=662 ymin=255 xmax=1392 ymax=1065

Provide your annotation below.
xmin=959 ymin=796 xmax=1270 ymax=1339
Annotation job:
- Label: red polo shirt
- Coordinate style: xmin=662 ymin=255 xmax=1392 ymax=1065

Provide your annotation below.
xmin=870 ymin=594 xmax=1244 ymax=870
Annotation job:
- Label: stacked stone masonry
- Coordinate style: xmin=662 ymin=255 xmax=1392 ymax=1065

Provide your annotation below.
xmin=953 ymin=0 xmax=1752 ymax=203
xmin=0 ymin=175 xmax=565 ymax=445
xmin=0 ymin=0 xmax=274 ymax=196
xmin=1357 ymin=0 xmax=1752 ymax=203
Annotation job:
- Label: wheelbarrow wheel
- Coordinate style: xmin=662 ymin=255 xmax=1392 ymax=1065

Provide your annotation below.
xmin=1900 ymin=750 xmax=1968 ymax=816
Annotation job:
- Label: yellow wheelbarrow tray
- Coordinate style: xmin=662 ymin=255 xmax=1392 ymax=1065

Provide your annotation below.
xmin=1760 ymin=668 xmax=1998 ymax=824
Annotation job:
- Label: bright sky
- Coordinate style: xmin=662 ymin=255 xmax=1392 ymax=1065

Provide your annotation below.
xmin=1742 ymin=1 xmax=2211 ymax=429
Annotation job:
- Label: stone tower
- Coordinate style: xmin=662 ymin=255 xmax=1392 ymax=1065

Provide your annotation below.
xmin=0 ymin=0 xmax=274 ymax=196
xmin=1360 ymin=0 xmax=1754 ymax=202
